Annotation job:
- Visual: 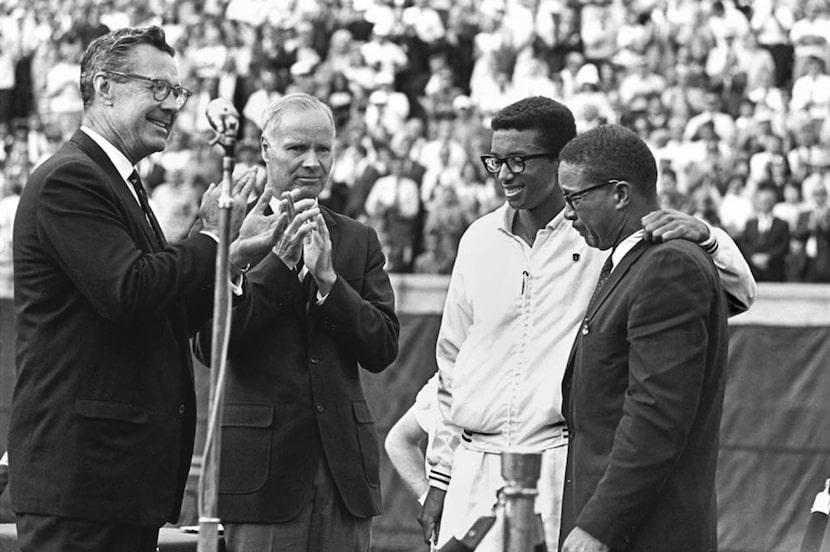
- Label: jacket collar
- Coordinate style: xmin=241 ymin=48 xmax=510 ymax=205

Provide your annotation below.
xmin=69 ymin=130 xmax=160 ymax=250
xmin=585 ymin=238 xmax=652 ymax=320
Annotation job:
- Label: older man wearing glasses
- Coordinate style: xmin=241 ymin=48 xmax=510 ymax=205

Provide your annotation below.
xmin=417 ymin=97 xmax=756 ymax=551
xmin=9 ymin=26 xmax=286 ymax=552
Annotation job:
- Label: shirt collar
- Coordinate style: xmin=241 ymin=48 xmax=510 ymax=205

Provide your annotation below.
xmin=500 ymin=203 xmax=567 ymax=235
xmin=610 ymin=229 xmax=645 ymax=273
xmin=80 ymin=125 xmax=135 ymax=182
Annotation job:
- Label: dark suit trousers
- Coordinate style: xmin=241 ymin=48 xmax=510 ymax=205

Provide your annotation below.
xmin=16 ymin=513 xmax=160 ymax=552
xmin=224 ymin=458 xmax=371 ymax=552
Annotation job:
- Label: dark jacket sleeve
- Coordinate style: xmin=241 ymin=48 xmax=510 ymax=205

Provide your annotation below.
xmin=311 ymin=223 xmax=399 ymax=372
xmin=36 ymin=160 xmax=217 ymax=325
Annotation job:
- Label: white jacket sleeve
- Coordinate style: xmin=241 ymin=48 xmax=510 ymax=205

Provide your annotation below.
xmin=702 ymin=224 xmax=757 ymax=315
xmin=426 ymin=259 xmax=471 ymax=490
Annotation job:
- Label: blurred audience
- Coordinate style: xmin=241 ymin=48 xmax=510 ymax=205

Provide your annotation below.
xmin=0 ymin=0 xmax=830 ymax=281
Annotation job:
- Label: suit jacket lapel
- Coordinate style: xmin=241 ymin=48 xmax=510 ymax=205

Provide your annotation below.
xmin=563 ymin=239 xmax=653 ymax=416
xmin=70 ymin=131 xmax=191 ymax=378
xmin=321 ymin=206 xmax=340 ymax=267
xmin=69 ymin=130 xmax=161 ymax=252
xmin=584 ymin=239 xmax=652 ymax=321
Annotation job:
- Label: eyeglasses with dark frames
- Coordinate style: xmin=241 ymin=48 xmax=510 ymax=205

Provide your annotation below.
xmin=562 ymin=179 xmax=623 ymax=209
xmin=479 ymin=152 xmax=555 ymax=175
xmin=105 ymin=71 xmax=193 ymax=108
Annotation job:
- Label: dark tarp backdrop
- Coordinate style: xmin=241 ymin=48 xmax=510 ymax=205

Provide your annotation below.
xmin=2 ymin=279 xmax=830 ymax=551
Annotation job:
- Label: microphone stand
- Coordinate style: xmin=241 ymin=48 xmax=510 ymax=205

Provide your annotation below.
xmin=501 ymin=452 xmax=545 ymax=552
xmin=437 ymin=452 xmax=547 ymax=552
xmin=799 ymin=479 xmax=830 ymax=552
xmin=198 ymin=100 xmax=240 ymax=552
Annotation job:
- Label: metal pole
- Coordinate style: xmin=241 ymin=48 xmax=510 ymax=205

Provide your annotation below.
xmin=799 ymin=478 xmax=830 ymax=552
xmin=501 ymin=452 xmax=542 ymax=552
xmin=197 ymin=99 xmax=239 ymax=552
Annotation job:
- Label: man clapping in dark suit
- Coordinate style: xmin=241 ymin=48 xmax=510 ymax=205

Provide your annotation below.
xmin=558 ymin=125 xmax=729 ymax=552
xmin=10 ymin=26 xmax=286 ymax=552
xmin=196 ymin=93 xmax=400 ymax=551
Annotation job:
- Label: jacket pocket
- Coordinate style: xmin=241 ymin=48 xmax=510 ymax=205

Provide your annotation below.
xmin=74 ymin=400 xmax=152 ymax=471
xmin=352 ymin=400 xmax=380 ymax=487
xmin=75 ymin=399 xmax=150 ymax=424
xmin=219 ymin=404 xmax=273 ymax=494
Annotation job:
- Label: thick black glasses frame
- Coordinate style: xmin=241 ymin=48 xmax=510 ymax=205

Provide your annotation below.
xmin=479 ymin=152 xmax=555 ymax=175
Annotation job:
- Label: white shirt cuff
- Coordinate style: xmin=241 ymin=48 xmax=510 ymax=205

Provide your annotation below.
xmin=230 ymin=273 xmax=244 ymax=296
xmin=200 ymin=230 xmax=219 ymax=243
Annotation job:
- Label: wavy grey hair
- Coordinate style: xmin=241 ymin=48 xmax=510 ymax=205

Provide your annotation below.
xmin=80 ymin=26 xmax=175 ymax=108
xmin=261 ymin=93 xmax=336 ymax=138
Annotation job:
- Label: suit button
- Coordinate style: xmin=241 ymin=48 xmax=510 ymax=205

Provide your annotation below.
xmin=178 ymin=404 xmax=185 ymax=414
xmin=310 ymin=357 xmax=319 ymax=364
xmin=315 ymin=404 xmax=325 ymax=413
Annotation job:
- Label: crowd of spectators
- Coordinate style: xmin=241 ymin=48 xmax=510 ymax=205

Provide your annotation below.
xmin=2 ymin=0 xmax=830 ymax=291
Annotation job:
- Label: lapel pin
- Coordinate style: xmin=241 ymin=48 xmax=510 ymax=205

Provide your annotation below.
xmin=573 ymin=253 xmax=580 ymax=262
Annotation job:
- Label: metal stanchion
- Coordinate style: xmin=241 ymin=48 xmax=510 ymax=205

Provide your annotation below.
xmin=438 ymin=451 xmax=546 ymax=552
xmin=800 ymin=478 xmax=830 ymax=552
xmin=197 ymin=98 xmax=240 ymax=552
xmin=501 ymin=452 xmax=545 ymax=552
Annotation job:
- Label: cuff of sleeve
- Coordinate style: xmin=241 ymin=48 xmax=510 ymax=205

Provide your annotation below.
xmin=428 ymin=469 xmax=451 ymax=491
xmin=698 ymin=222 xmax=719 ymax=255
xmin=230 ymin=274 xmax=244 ymax=296
xmin=274 ymin=248 xmax=299 ymax=271
xmin=200 ymin=230 xmax=219 ymax=244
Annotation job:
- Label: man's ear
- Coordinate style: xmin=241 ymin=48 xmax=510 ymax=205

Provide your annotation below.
xmin=260 ymin=135 xmax=270 ymax=160
xmin=614 ymin=180 xmax=632 ymax=210
xmin=93 ymin=73 xmax=114 ymax=106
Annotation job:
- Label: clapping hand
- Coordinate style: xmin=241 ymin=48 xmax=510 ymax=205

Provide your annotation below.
xmin=303 ymin=213 xmax=337 ymax=295
xmin=198 ymin=166 xmax=259 ymax=240
xmin=271 ymin=195 xmax=321 ymax=268
xmin=229 ymin=188 xmax=289 ymax=274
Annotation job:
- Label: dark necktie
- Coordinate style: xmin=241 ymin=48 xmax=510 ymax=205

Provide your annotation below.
xmin=587 ymin=255 xmax=614 ymax=312
xmin=128 ymin=170 xmax=167 ymax=248
xmin=296 ymin=257 xmax=318 ymax=303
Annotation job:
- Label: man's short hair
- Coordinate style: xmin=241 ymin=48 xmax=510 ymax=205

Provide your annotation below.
xmin=80 ymin=26 xmax=175 ymax=108
xmin=559 ymin=124 xmax=658 ymax=195
xmin=261 ymin=93 xmax=336 ymax=138
xmin=755 ymin=181 xmax=780 ymax=198
xmin=491 ymin=96 xmax=576 ymax=157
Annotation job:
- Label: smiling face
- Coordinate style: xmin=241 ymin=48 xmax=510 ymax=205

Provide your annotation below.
xmin=105 ymin=44 xmax=182 ymax=163
xmin=488 ymin=128 xmax=559 ymax=212
xmin=261 ymin=107 xmax=334 ymax=200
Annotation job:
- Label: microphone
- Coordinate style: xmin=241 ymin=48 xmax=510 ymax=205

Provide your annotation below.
xmin=206 ymin=98 xmax=240 ymax=148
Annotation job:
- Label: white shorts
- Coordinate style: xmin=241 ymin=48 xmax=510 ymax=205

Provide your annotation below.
xmin=436 ymin=440 xmax=568 ymax=551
